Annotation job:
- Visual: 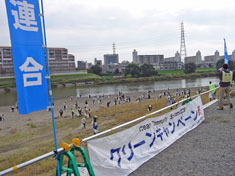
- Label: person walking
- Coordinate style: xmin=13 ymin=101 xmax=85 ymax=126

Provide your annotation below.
xmin=147 ymin=105 xmax=152 ymax=111
xmin=81 ymin=117 xmax=86 ymax=129
xmin=59 ymin=109 xmax=63 ymax=117
xmin=209 ymin=81 xmax=216 ymax=101
xmin=216 ymin=64 xmax=235 ymax=110
xmin=92 ymin=116 xmax=99 ymax=134
xmin=74 ymin=101 xmax=78 ymax=109
xmin=84 ymin=107 xmax=89 ymax=119
xmin=70 ymin=108 xmax=75 ymax=118
xmin=107 ymin=101 xmax=111 ymax=108
xmin=63 ymin=102 xmax=67 ymax=110
xmin=15 ymin=102 xmax=18 ymax=112
xmin=167 ymin=95 xmax=171 ymax=106
xmin=85 ymin=100 xmax=88 ymax=107
xmin=77 ymin=107 xmax=82 ymax=117
xmin=10 ymin=106 xmax=14 ymax=112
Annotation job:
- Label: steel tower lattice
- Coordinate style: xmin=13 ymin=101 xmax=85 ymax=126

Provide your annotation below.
xmin=180 ymin=22 xmax=187 ymax=60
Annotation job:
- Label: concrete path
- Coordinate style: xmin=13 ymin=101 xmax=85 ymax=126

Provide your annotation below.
xmin=130 ymin=98 xmax=235 ymax=176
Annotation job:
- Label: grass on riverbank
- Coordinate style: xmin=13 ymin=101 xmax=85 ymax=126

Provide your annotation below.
xmin=0 ymin=73 xmax=101 ymax=88
xmin=158 ymin=67 xmax=216 ymax=75
xmin=196 ymin=67 xmax=216 ymax=72
xmin=158 ymin=69 xmax=184 ymax=75
xmin=0 ymin=88 xmax=216 ymax=175
xmin=51 ymin=73 xmax=96 ymax=78
xmin=0 ymin=68 xmax=217 ymax=89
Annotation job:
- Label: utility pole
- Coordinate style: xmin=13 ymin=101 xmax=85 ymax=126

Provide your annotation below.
xmin=180 ymin=22 xmax=187 ymax=61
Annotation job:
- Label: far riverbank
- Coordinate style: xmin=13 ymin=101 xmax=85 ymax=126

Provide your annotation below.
xmin=0 ymin=71 xmax=216 ymax=92
xmin=0 ymin=76 xmax=219 ymax=106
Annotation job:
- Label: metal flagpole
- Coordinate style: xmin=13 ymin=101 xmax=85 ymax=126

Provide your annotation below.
xmin=39 ymin=0 xmax=60 ymax=175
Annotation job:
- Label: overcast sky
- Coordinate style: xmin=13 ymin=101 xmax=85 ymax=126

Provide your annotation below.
xmin=1 ymin=0 xmax=235 ymax=64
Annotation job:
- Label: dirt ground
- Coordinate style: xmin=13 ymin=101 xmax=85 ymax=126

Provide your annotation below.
xmin=0 ymin=87 xmax=207 ymax=137
xmin=0 ymin=87 xmax=210 ymax=175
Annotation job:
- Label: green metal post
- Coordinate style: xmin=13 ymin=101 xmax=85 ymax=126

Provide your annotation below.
xmin=73 ymin=147 xmax=95 ymax=176
xmin=57 ymin=146 xmax=95 ymax=176
xmin=57 ymin=151 xmax=80 ymax=176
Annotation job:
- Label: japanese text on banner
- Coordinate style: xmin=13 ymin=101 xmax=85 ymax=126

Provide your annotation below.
xmin=88 ymin=97 xmax=205 ymax=176
xmin=5 ymin=0 xmax=49 ymax=114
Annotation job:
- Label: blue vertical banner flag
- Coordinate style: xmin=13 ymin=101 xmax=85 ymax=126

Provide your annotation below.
xmin=5 ymin=0 xmax=49 ymax=114
xmin=224 ymin=38 xmax=229 ymax=64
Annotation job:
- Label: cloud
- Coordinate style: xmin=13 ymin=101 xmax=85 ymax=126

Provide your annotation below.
xmin=0 ymin=0 xmax=235 ymax=64
xmin=0 ymin=2 xmax=10 ymax=45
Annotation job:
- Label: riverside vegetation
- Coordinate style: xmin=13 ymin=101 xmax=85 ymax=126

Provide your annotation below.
xmin=0 ymin=67 xmax=216 ymax=90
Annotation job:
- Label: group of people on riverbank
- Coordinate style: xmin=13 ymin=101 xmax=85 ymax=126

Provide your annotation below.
xmin=3 ymin=66 xmax=232 ymax=134
xmin=53 ymin=87 xmax=200 ymax=135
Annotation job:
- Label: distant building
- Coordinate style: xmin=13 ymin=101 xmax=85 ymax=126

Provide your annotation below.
xmin=77 ymin=61 xmax=87 ymax=70
xmin=102 ymin=61 xmax=130 ymax=73
xmin=199 ymin=50 xmax=235 ymax=68
xmin=132 ymin=49 xmax=183 ymax=70
xmin=102 ymin=63 xmax=120 ymax=73
xmin=138 ymin=55 xmax=164 ymax=64
xmin=87 ymin=63 xmax=93 ymax=69
xmin=220 ymin=50 xmax=234 ymax=61
xmin=0 ymin=46 xmax=14 ymax=76
xmin=160 ymin=61 xmax=183 ymax=70
xmin=204 ymin=50 xmax=220 ymax=63
xmin=94 ymin=58 xmax=102 ymax=66
xmin=119 ymin=61 xmax=130 ymax=73
xmin=48 ymin=47 xmax=76 ymax=73
xmin=162 ymin=51 xmax=183 ymax=70
xmin=132 ymin=49 xmax=164 ymax=65
xmin=232 ymin=50 xmax=235 ymax=61
xmin=132 ymin=49 xmax=138 ymax=63
xmin=187 ymin=50 xmax=235 ymax=68
xmin=104 ymin=54 xmax=119 ymax=65
xmin=0 ymin=46 xmax=76 ymax=76
xmin=164 ymin=51 xmax=181 ymax=62
xmin=184 ymin=51 xmax=202 ymax=64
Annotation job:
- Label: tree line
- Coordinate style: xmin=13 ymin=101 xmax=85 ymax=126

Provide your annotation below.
xmin=89 ymin=59 xmax=235 ymax=77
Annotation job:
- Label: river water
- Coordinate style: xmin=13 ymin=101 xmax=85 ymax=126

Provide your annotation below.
xmin=0 ymin=77 xmax=219 ymax=106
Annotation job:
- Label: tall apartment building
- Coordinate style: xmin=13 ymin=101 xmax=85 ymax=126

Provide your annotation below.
xmin=138 ymin=55 xmax=164 ymax=64
xmin=104 ymin=54 xmax=119 ymax=65
xmin=0 ymin=46 xmax=76 ymax=76
xmin=132 ymin=49 xmax=138 ymax=63
xmin=0 ymin=46 xmax=14 ymax=76
xmin=47 ymin=47 xmax=76 ymax=73
xmin=132 ymin=49 xmax=183 ymax=70
xmin=132 ymin=49 xmax=164 ymax=64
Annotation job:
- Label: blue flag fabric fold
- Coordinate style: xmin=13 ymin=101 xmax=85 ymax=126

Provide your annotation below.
xmin=5 ymin=0 xmax=49 ymax=114
xmin=224 ymin=39 xmax=229 ymax=64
